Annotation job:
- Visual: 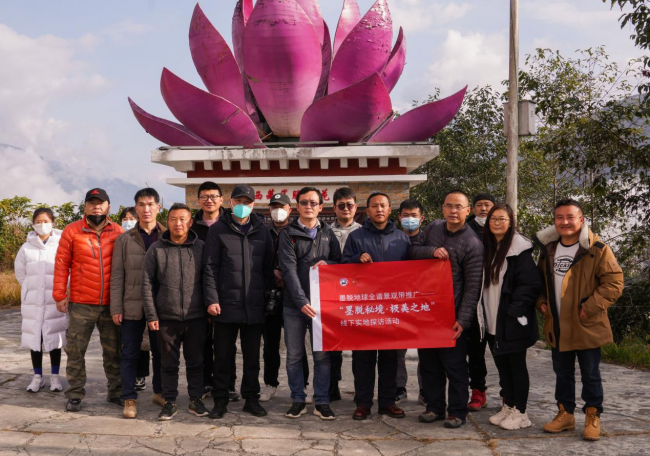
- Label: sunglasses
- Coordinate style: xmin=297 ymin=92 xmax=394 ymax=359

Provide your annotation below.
xmin=336 ymin=203 xmax=356 ymax=210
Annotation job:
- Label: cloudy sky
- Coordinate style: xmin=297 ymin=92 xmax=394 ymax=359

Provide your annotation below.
xmin=0 ymin=0 xmax=642 ymax=208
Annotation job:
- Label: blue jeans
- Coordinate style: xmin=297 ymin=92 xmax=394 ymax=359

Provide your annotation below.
xmin=552 ymin=347 xmax=603 ymax=415
xmin=283 ymin=306 xmax=330 ymax=404
xmin=121 ymin=317 xmax=161 ymax=400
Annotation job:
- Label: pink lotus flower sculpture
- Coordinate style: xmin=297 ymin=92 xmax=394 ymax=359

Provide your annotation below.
xmin=129 ymin=0 xmax=467 ymax=148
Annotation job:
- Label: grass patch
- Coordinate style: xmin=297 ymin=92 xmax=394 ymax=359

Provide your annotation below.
xmin=0 ymin=271 xmax=20 ymax=308
xmin=602 ymin=337 xmax=650 ymax=370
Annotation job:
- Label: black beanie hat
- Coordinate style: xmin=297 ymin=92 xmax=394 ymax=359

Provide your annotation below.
xmin=473 ymin=193 xmax=496 ymax=205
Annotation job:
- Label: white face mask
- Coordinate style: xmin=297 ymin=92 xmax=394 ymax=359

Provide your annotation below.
xmin=475 ymin=216 xmax=487 ymax=227
xmin=33 ymin=223 xmax=53 ymax=236
xmin=122 ymin=220 xmax=137 ymax=231
xmin=271 ymin=208 xmax=289 ymax=223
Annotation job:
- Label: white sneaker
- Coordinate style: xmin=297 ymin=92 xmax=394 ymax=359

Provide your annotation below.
xmin=50 ymin=374 xmax=63 ymax=392
xmin=499 ymin=407 xmax=532 ymax=430
xmin=26 ymin=374 xmax=45 ymax=393
xmin=259 ymin=385 xmax=277 ymax=402
xmin=489 ymin=404 xmax=513 ymax=426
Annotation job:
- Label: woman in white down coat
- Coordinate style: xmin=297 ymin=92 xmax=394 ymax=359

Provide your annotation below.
xmin=14 ymin=207 xmax=67 ymax=393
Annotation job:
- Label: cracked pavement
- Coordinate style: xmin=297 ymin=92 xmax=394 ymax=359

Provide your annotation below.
xmin=0 ymin=309 xmax=649 ymax=455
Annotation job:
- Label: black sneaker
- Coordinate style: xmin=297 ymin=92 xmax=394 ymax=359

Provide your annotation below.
xmin=329 ymin=384 xmax=342 ymax=402
xmin=286 ymin=402 xmax=307 ymax=419
xmin=202 ymin=385 xmax=213 ymax=400
xmin=66 ymin=399 xmax=82 ymax=412
xmin=189 ymin=397 xmax=209 ymax=417
xmin=107 ymin=396 xmax=125 ymax=407
xmin=158 ymin=401 xmax=178 ymax=421
xmin=243 ymin=400 xmax=267 ymax=417
xmin=314 ymin=404 xmax=336 ymax=420
xmin=209 ymin=402 xmax=228 ymax=419
xmin=395 ymin=387 xmax=407 ymax=402
xmin=229 ymin=390 xmax=240 ymax=402
xmin=134 ymin=377 xmax=146 ymax=391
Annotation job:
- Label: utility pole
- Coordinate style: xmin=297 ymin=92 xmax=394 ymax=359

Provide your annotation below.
xmin=506 ymin=0 xmax=519 ymax=217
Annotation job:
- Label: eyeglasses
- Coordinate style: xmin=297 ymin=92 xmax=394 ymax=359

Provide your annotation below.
xmin=489 ymin=217 xmax=510 ymax=224
xmin=336 ymin=203 xmax=356 ymax=210
xmin=299 ymin=200 xmax=320 ymax=207
xmin=199 ymin=195 xmax=221 ymax=201
xmin=443 ymin=204 xmax=468 ymax=211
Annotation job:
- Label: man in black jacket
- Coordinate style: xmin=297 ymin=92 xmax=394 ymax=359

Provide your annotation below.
xmin=142 ymin=203 xmax=210 ymax=421
xmin=465 ymin=192 xmax=495 ymax=412
xmin=410 ymin=190 xmax=484 ymax=429
xmin=203 ymin=185 xmax=274 ymax=419
xmin=190 ymin=181 xmax=233 ymax=401
xmin=278 ymin=187 xmax=341 ymax=421
xmin=342 ymin=192 xmax=410 ymax=421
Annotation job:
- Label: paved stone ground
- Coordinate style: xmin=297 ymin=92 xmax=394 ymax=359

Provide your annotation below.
xmin=1 ymin=308 xmax=649 ymax=455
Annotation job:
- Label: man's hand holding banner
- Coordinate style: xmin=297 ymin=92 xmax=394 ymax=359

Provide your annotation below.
xmin=309 ymin=259 xmax=456 ymax=351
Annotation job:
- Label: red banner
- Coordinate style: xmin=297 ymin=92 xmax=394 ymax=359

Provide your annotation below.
xmin=310 ymin=259 xmax=456 ymax=351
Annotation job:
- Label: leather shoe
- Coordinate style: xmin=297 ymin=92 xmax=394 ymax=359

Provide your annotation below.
xmin=353 ymin=405 xmax=371 ymax=420
xmin=378 ymin=405 xmax=405 ymax=418
xmin=243 ymin=400 xmax=268 ymax=417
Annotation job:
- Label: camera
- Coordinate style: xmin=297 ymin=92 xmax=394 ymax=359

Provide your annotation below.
xmin=265 ymin=288 xmax=282 ymax=316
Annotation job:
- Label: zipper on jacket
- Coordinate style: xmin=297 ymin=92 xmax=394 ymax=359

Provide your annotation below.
xmin=97 ymin=233 xmax=104 ymax=305
xmin=87 ymin=238 xmax=96 ymax=259
xmin=178 ymin=244 xmax=185 ymax=321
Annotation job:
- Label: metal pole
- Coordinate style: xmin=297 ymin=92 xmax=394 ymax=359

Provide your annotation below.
xmin=506 ymin=0 xmax=519 ymax=217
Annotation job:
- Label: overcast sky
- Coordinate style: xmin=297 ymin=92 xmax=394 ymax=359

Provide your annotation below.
xmin=0 ymin=0 xmax=642 ymax=208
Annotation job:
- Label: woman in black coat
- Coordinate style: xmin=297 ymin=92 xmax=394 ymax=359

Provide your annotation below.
xmin=481 ymin=203 xmax=542 ymax=431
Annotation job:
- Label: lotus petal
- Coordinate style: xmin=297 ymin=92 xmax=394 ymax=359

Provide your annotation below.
xmin=369 ymin=86 xmax=467 ymax=143
xmin=160 ymin=68 xmax=263 ymax=147
xmin=243 ymin=0 xmax=322 ymax=137
xmin=381 ymin=26 xmax=406 ymax=93
xmin=128 ymin=97 xmax=212 ymax=146
xmin=231 ymin=0 xmax=262 ymax=128
xmin=232 ymin=0 xmax=253 ymax=72
xmin=314 ymin=21 xmax=332 ymax=102
xmin=333 ymin=0 xmax=361 ymax=57
xmin=190 ymin=4 xmax=247 ymax=112
xmin=329 ymin=0 xmax=392 ymax=94
xmin=297 ymin=0 xmax=325 ymax=45
xmin=300 ymin=73 xmax=392 ymax=143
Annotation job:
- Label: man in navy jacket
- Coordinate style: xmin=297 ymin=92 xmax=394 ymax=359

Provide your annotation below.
xmin=342 ymin=192 xmax=410 ymax=421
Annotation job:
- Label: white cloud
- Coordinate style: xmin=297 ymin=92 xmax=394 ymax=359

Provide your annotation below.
xmin=390 ymin=1 xmax=473 ymax=34
xmin=426 ymin=29 xmax=508 ymax=94
xmin=0 ymin=145 xmax=82 ymax=205
xmin=103 ymin=19 xmax=153 ymax=43
xmin=522 ymin=1 xmax=619 ymax=29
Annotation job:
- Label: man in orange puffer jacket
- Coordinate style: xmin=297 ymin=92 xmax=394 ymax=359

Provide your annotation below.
xmin=53 ymin=188 xmax=124 ymax=412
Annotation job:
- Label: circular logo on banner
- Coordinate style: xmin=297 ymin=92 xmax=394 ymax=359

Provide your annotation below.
xmin=340 ymin=278 xmax=348 ymax=286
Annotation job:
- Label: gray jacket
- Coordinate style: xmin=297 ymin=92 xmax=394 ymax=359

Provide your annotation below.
xmin=142 ymin=230 xmax=206 ymax=322
xmin=110 ymin=222 xmax=166 ymax=320
xmin=409 ymin=220 xmax=484 ymax=330
xmin=330 ymin=220 xmax=361 ymax=251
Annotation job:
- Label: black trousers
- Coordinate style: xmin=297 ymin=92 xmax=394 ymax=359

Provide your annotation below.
xmin=418 ymin=333 xmax=469 ymax=419
xmin=213 ymin=322 xmax=263 ymax=403
xmin=203 ymin=319 xmax=237 ymax=390
xmin=466 ymin=321 xmax=488 ymax=392
xmin=262 ymin=309 xmax=310 ymax=387
xmin=330 ymin=351 xmax=343 ymax=387
xmin=157 ymin=319 xmax=205 ymax=402
xmin=552 ymin=347 xmax=603 ymax=415
xmin=352 ymin=350 xmax=397 ymax=409
xmin=486 ymin=335 xmax=529 ymax=412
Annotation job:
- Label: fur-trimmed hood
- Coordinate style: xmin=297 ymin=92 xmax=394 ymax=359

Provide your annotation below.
xmin=535 ymin=221 xmax=594 ymax=250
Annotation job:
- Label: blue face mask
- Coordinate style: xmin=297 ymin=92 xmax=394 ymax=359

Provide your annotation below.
xmin=401 ymin=217 xmax=421 ymax=232
xmin=233 ymin=204 xmax=253 ymax=219
xmin=121 ymin=220 xmax=137 ymax=231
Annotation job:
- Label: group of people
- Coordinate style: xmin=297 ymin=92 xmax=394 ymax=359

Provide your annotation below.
xmin=14 ymin=181 xmax=624 ymax=441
